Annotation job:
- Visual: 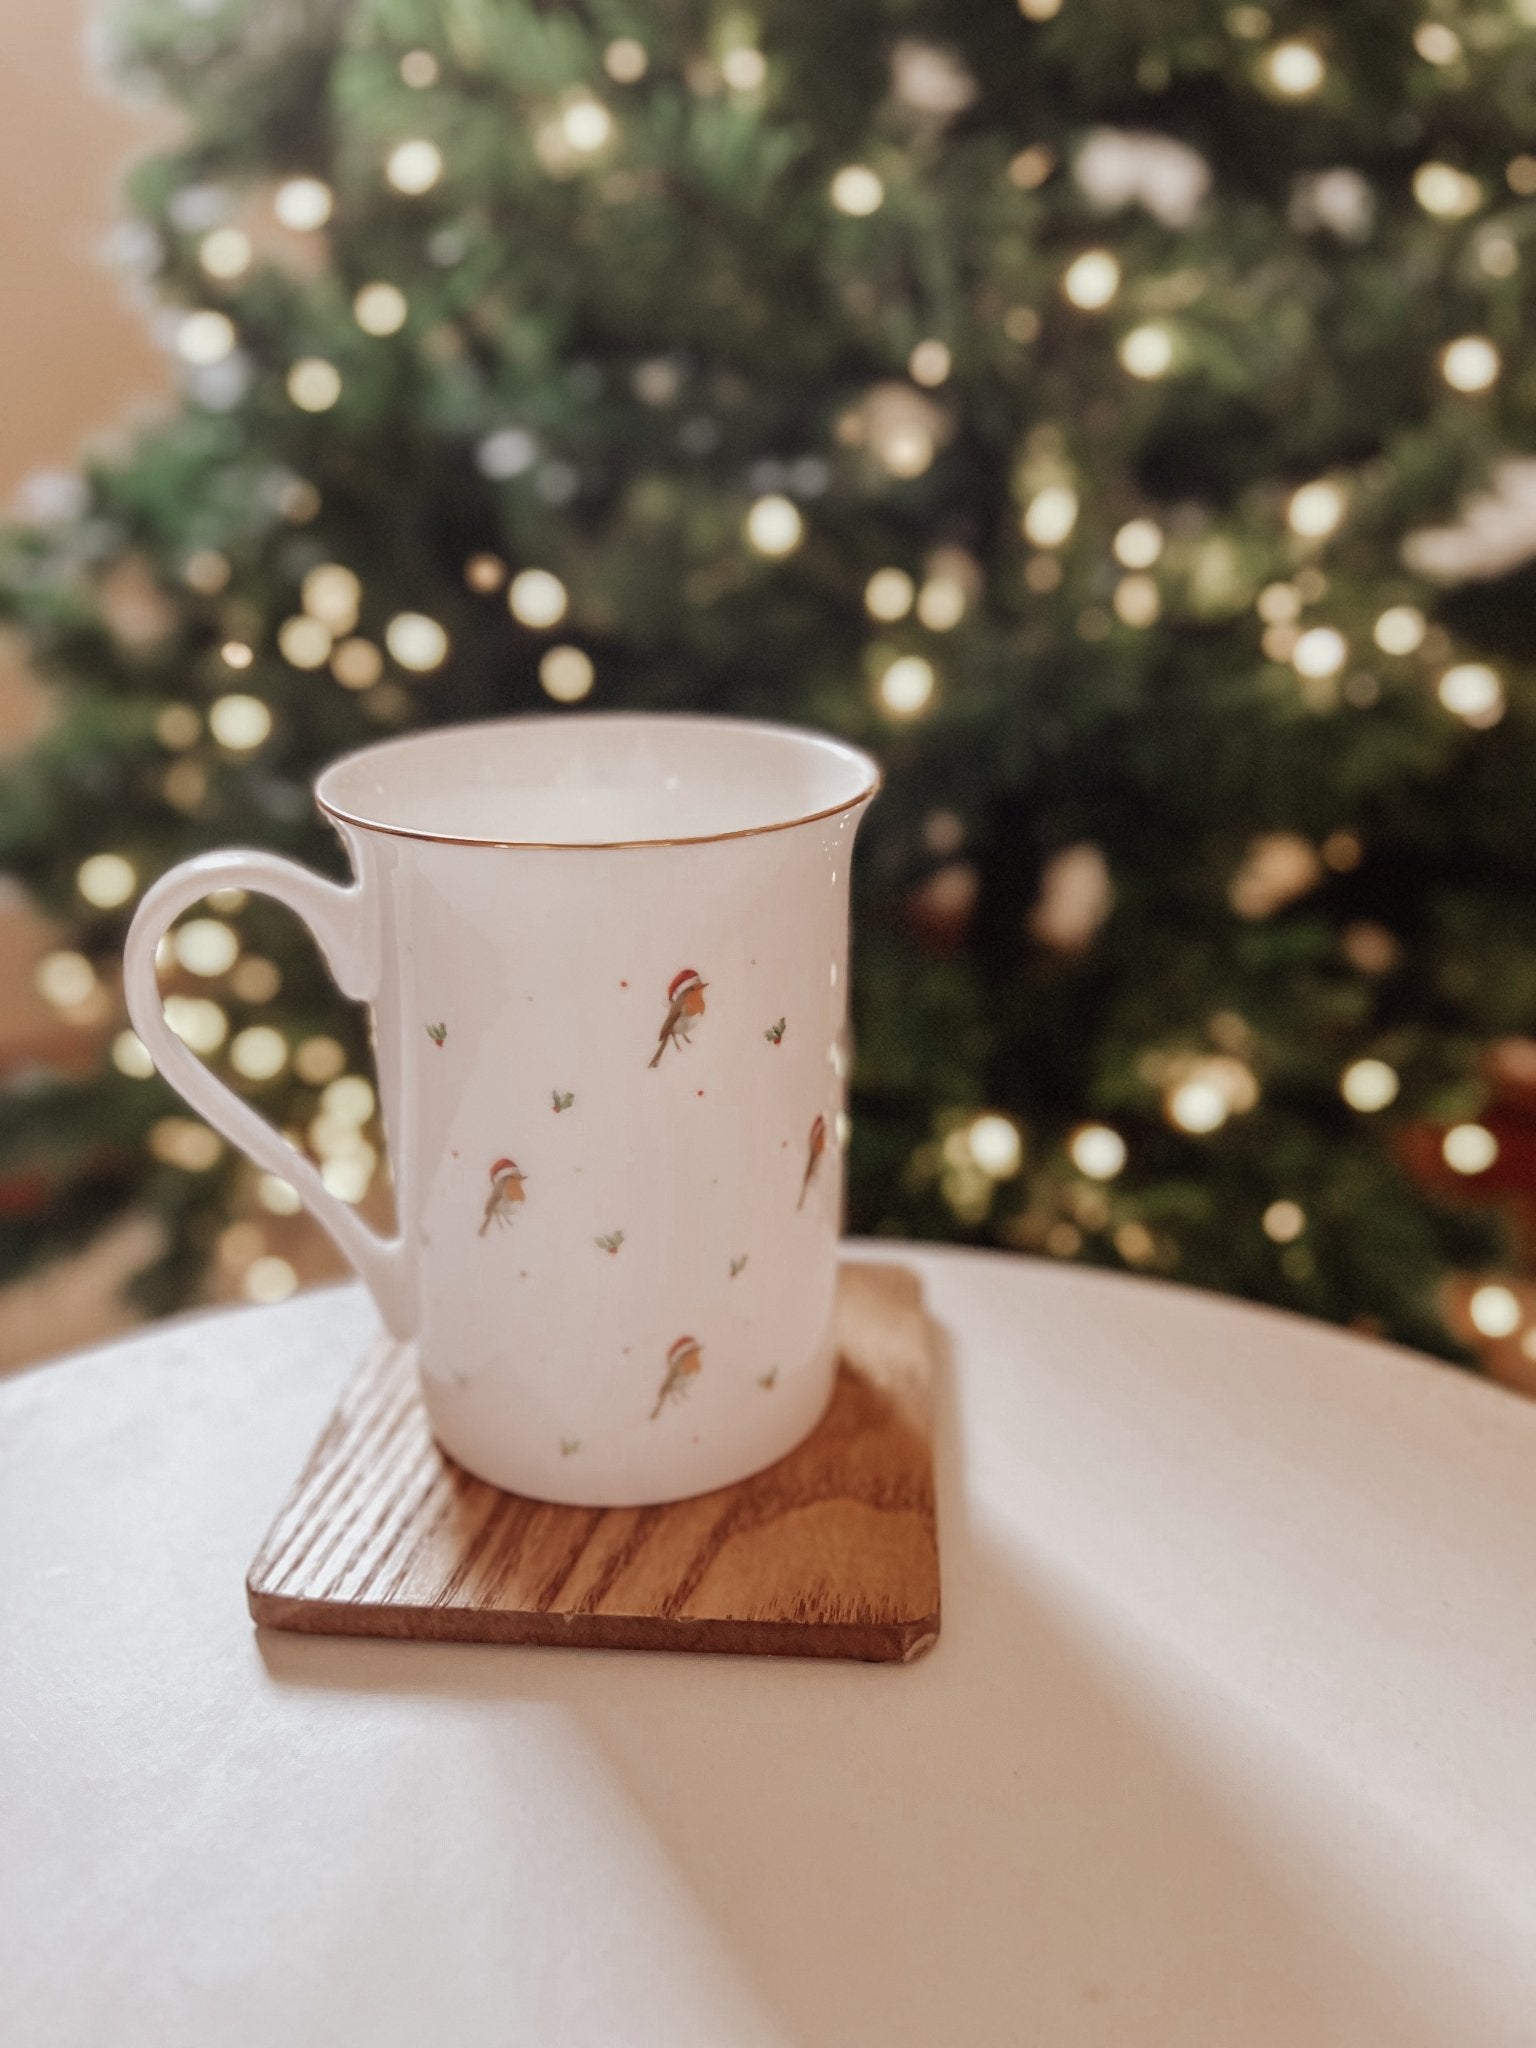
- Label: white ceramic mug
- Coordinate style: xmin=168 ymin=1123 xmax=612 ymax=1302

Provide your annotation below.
xmin=124 ymin=714 xmax=880 ymax=1506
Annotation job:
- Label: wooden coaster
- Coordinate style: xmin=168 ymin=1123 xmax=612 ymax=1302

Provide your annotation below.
xmin=248 ymin=1261 xmax=940 ymax=1663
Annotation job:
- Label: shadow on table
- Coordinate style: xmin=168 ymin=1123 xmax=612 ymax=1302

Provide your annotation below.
xmin=256 ymin=1317 xmax=1494 ymax=2048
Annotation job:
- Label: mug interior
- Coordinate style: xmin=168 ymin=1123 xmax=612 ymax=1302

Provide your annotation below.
xmin=316 ymin=714 xmax=880 ymax=847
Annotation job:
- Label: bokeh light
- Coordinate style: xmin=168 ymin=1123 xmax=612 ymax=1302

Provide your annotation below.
xmin=508 ymin=569 xmax=569 ymax=627
xmin=273 ymin=177 xmax=332 ymax=230
xmin=539 ymin=645 xmax=595 ymax=702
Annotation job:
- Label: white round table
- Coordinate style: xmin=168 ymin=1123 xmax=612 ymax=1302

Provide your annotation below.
xmin=4 ymin=1244 xmax=1535 ymax=2047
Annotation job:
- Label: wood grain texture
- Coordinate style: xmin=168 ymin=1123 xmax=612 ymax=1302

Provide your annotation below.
xmin=247 ymin=1261 xmax=940 ymax=1662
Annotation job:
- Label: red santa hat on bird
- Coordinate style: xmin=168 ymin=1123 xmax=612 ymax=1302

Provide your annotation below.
xmin=489 ymin=1156 xmax=523 ymax=1188
xmin=669 ymin=967 xmax=705 ymax=1001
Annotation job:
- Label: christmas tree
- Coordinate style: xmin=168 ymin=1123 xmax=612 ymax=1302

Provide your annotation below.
xmin=4 ymin=0 xmax=1534 ymax=1353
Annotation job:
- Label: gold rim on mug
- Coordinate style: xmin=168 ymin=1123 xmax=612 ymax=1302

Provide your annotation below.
xmin=314 ymin=713 xmax=884 ymax=851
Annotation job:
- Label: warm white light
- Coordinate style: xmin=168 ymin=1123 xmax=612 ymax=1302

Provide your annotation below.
xmin=561 ymin=94 xmax=613 ymax=152
xmin=1292 ymin=626 xmax=1347 ymax=679
xmin=1018 ymin=0 xmax=1063 ymax=20
xmin=508 ymin=568 xmax=569 ymax=627
xmin=874 ymin=421 xmax=935 ymax=480
xmin=721 ymin=47 xmax=767 ymax=91
xmin=1469 ymin=1282 xmax=1520 ymax=1336
xmin=277 ymin=616 xmax=332 ymax=669
xmin=1444 ymin=1122 xmax=1498 ymax=1174
xmin=464 ymin=553 xmax=506 ymax=593
xmin=198 ymin=228 xmax=251 ymax=280
xmin=1168 ymin=1080 xmax=1228 ymax=1134
xmin=230 ymin=1025 xmax=287 ymax=1080
xmin=1414 ymin=22 xmax=1462 ymax=65
xmin=174 ymin=918 xmax=238 ymax=977
xmin=908 ymin=339 xmax=952 ymax=387
xmin=1118 ymin=323 xmax=1174 ymax=379
xmin=1263 ymin=1199 xmax=1306 ymax=1243
xmin=399 ymin=49 xmax=439 ymax=88
xmin=274 ymin=177 xmax=333 ymax=231
xmin=331 ymin=638 xmax=383 ymax=689
xmin=220 ymin=640 xmax=253 ymax=669
xmin=1440 ymin=335 xmax=1500 ymax=393
xmin=1265 ymin=40 xmax=1325 ymax=97
xmin=745 ymin=494 xmax=803 ymax=557
xmin=112 ymin=1028 xmax=155 ymax=1078
xmin=1007 ymin=147 xmax=1054 ymax=192
xmin=163 ymin=995 xmax=228 ymax=1054
xmin=35 ymin=951 xmax=96 ymax=1009
xmin=1023 ymin=484 xmax=1079 ymax=548
xmin=1062 ymin=250 xmax=1120 ymax=310
xmin=209 ymin=693 xmax=272 ymax=749
xmin=830 ymin=165 xmax=885 ymax=216
xmin=176 ymin=311 xmax=236 ymax=366
xmin=1288 ymin=480 xmax=1345 ymax=539
xmin=323 ymin=1075 xmax=376 ymax=1126
xmin=865 ymin=567 xmax=914 ymax=620
xmin=1438 ymin=662 xmax=1504 ymax=726
xmin=287 ymin=358 xmax=341 ymax=411
xmin=182 ymin=551 xmax=230 ymax=595
xmin=354 ymin=281 xmax=408 ymax=335
xmin=149 ymin=1117 xmax=222 ymax=1171
xmin=322 ymin=1156 xmax=375 ymax=1204
xmin=385 ymin=612 xmax=449 ymax=671
xmin=604 ymin=38 xmax=649 ymax=82
xmin=917 ymin=576 xmax=967 ymax=630
xmin=968 ymin=1114 xmax=1023 ymax=1179
xmin=878 ymin=655 xmax=936 ymax=717
xmin=1114 ymin=519 xmax=1164 ymax=570
xmin=295 ymin=1035 xmax=346 ymax=1084
xmin=1340 ymin=1058 xmax=1399 ymax=1112
xmin=540 ymin=645 xmax=595 ymax=702
xmin=1114 ymin=575 xmax=1161 ymax=627
xmin=1070 ymin=1123 xmax=1126 ymax=1179
xmin=77 ymin=853 xmax=137 ymax=909
xmin=1414 ymin=162 xmax=1482 ymax=219
xmin=257 ymin=1173 xmax=302 ymax=1215
xmin=386 ymin=139 xmax=444 ymax=194
xmin=302 ymin=563 xmax=361 ymax=633
xmin=1257 ymin=582 xmax=1300 ymax=624
xmin=244 ymin=1255 xmax=298 ymax=1303
xmin=1373 ymin=605 xmax=1426 ymax=656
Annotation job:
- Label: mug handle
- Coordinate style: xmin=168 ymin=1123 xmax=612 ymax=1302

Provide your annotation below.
xmin=123 ymin=848 xmax=411 ymax=1338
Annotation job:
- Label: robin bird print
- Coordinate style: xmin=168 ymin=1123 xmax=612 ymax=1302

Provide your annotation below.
xmin=648 ymin=966 xmax=708 ymax=1068
xmin=478 ymin=1156 xmax=527 ymax=1234
xmin=797 ymin=1114 xmax=827 ymax=1210
xmin=651 ymin=1334 xmax=703 ymax=1419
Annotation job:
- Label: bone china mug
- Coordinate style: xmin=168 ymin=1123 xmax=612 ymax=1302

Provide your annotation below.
xmin=124 ymin=714 xmax=880 ymax=1507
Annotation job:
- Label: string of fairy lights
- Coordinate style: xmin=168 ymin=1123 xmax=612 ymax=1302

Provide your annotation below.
xmin=24 ymin=1 xmax=1536 ymax=1336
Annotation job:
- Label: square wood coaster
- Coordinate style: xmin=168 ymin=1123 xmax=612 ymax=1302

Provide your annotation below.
xmin=247 ymin=1261 xmax=940 ymax=1663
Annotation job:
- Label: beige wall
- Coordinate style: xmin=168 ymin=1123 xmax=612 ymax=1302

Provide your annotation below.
xmin=0 ymin=1 xmax=166 ymax=505
xmin=0 ymin=4 xmax=170 ymax=1365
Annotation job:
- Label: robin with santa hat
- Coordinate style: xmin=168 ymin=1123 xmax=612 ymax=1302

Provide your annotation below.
xmin=797 ymin=1114 xmax=827 ymax=1210
xmin=651 ymin=1334 xmax=703 ymax=1418
xmin=478 ymin=1156 xmax=527 ymax=1235
xmin=648 ymin=966 xmax=708 ymax=1068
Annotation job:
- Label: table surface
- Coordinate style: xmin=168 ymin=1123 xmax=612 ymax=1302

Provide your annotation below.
xmin=4 ymin=1244 xmax=1536 ymax=2048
